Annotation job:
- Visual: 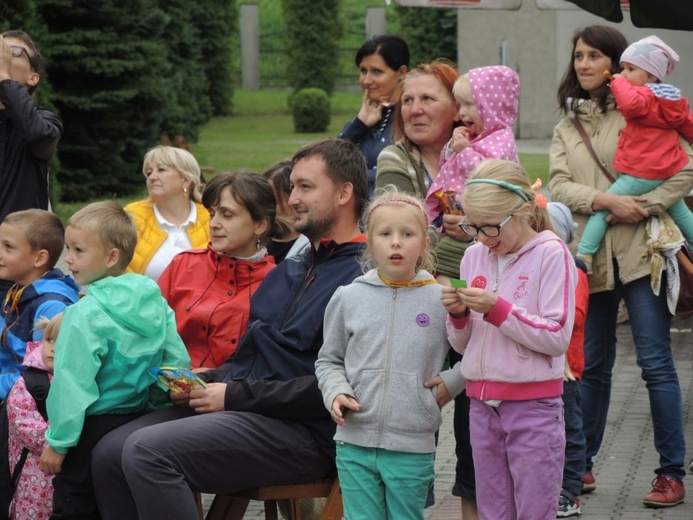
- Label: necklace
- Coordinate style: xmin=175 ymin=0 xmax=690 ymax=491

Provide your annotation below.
xmin=378 ymin=273 xmax=438 ymax=288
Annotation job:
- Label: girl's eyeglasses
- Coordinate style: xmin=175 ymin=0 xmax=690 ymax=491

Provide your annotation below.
xmin=459 ymin=215 xmax=513 ymax=237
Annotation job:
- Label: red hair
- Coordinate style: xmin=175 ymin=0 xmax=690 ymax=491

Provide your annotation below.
xmin=393 ymin=60 xmax=459 ymax=146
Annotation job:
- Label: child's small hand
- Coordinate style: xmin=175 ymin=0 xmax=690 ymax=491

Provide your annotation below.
xmin=424 ymin=375 xmax=452 ymax=408
xmin=441 ymin=286 xmax=468 ymax=318
xmin=331 ymin=394 xmax=361 ymax=426
xmin=451 ymin=127 xmax=470 ymax=153
xmin=457 ymin=287 xmax=498 ymax=315
xmin=39 ymin=446 xmax=65 ymax=475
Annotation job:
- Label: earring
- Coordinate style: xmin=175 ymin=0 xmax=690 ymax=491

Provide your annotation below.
xmin=256 ymin=236 xmax=261 ymax=250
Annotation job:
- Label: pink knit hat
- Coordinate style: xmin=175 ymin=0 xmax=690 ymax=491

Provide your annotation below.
xmin=620 ymin=35 xmax=679 ymax=81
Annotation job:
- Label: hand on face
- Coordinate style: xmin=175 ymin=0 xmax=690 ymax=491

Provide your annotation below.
xmin=0 ymin=36 xmax=12 ymax=81
xmin=451 ymin=127 xmax=471 ymax=153
xmin=357 ymin=90 xmax=389 ymax=128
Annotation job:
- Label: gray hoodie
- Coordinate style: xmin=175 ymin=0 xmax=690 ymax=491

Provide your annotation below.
xmin=316 ymin=269 xmax=464 ymax=454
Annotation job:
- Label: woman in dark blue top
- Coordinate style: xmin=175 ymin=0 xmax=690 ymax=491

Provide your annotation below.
xmin=339 ymin=35 xmax=409 ymax=198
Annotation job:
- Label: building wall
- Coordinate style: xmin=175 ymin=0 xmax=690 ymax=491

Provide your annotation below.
xmin=456 ymin=2 xmax=693 ymax=139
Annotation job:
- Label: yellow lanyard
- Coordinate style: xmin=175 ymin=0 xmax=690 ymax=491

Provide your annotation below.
xmin=378 ymin=273 xmax=439 ymax=288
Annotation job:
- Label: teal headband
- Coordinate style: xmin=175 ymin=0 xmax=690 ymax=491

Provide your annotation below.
xmin=465 ymin=179 xmax=530 ymax=202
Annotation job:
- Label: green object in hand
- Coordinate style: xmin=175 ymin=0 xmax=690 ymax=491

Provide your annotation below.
xmin=450 ymin=278 xmax=467 ymax=289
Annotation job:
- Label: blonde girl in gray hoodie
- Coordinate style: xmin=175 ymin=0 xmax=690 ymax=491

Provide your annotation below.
xmin=316 ymin=188 xmax=465 ymax=520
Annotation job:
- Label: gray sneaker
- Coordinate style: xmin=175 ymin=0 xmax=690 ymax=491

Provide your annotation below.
xmin=557 ymin=493 xmax=581 ymax=517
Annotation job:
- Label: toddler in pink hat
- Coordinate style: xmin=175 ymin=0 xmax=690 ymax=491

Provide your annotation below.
xmin=577 ymin=35 xmax=693 ymax=273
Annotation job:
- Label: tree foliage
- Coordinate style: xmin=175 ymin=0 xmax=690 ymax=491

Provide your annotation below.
xmin=36 ymin=0 xmax=170 ymax=201
xmin=157 ymin=0 xmax=212 ymax=142
xmin=281 ymin=0 xmax=343 ymax=95
xmin=194 ymin=0 xmax=236 ymax=116
xmin=2 ymin=0 xmax=236 ymax=202
xmin=395 ymin=6 xmax=457 ymax=67
xmin=292 ymin=88 xmax=331 ymax=133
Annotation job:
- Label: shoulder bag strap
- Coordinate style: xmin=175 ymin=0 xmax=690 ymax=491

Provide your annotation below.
xmin=570 ymin=117 xmax=616 ymax=184
xmin=399 ymin=142 xmax=428 ymax=197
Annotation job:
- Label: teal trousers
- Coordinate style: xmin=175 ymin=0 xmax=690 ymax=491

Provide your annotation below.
xmin=336 ymin=442 xmax=435 ymax=520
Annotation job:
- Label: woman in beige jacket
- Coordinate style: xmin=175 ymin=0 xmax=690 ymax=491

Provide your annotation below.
xmin=549 ymin=25 xmax=693 ymax=510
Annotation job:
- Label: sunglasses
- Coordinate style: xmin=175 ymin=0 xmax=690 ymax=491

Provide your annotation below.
xmin=9 ymin=45 xmax=34 ymax=68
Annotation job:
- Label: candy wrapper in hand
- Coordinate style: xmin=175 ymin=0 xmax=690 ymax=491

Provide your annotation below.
xmin=149 ymin=366 xmax=207 ymax=393
xmin=433 ymin=189 xmax=463 ymax=215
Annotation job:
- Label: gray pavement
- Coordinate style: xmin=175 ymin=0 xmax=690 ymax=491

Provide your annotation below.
xmin=211 ymin=317 xmax=693 ymax=519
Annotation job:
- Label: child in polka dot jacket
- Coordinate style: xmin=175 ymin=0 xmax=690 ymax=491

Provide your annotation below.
xmin=6 ymin=314 xmax=62 ymax=520
xmin=424 ymin=65 xmax=520 ymax=226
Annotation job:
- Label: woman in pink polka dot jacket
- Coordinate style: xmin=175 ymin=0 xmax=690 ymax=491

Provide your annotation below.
xmin=424 ymin=66 xmax=520 ymax=226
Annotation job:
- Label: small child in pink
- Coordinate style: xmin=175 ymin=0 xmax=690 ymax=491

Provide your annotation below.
xmin=424 ymin=65 xmax=520 ymax=226
xmin=577 ymin=35 xmax=693 ymax=271
xmin=7 ymin=313 xmax=62 ymax=520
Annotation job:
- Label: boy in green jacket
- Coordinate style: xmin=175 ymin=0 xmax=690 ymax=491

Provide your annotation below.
xmin=39 ymin=200 xmax=190 ymax=519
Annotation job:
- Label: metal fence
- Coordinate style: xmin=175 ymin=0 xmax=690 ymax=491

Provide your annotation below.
xmin=258 ymin=29 xmax=364 ymax=88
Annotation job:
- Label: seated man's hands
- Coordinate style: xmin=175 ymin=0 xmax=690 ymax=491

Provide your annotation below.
xmin=188 ymin=383 xmax=227 ymax=413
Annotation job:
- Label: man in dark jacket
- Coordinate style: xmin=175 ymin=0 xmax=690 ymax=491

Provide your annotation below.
xmin=0 ymin=30 xmax=63 ymax=299
xmin=92 ymin=138 xmax=369 ymax=519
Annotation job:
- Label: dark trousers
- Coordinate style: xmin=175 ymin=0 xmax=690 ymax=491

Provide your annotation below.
xmin=51 ymin=412 xmax=142 ymax=520
xmin=449 ymin=349 xmax=476 ymax=503
xmin=92 ymin=407 xmax=334 ymax=520
xmin=561 ymin=379 xmax=586 ymax=499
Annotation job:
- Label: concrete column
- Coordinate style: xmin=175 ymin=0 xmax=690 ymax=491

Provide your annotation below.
xmin=240 ymin=4 xmax=260 ymax=90
xmin=365 ymin=7 xmax=386 ymax=38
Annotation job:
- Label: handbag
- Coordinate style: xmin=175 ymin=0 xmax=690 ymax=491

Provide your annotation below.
xmin=675 ymin=244 xmax=693 ymax=319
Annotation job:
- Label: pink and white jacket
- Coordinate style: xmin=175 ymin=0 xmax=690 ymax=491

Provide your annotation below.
xmin=424 ymin=66 xmax=520 ymax=223
xmin=447 ymin=231 xmax=576 ymax=401
xmin=7 ymin=341 xmax=53 ymax=520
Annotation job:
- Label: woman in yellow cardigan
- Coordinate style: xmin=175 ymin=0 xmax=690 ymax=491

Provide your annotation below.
xmin=125 ymin=145 xmax=210 ymax=280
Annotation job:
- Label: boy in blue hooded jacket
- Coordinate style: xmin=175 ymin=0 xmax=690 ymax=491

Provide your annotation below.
xmin=0 ymin=209 xmax=79 ymax=400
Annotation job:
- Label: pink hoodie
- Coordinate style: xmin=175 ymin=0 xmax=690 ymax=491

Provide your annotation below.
xmin=425 ymin=66 xmax=520 ymax=223
xmin=446 ymin=232 xmax=576 ymax=401
xmin=7 ymin=341 xmax=54 ymax=520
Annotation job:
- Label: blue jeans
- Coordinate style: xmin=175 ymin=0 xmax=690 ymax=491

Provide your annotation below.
xmin=562 ymin=379 xmax=586 ymax=499
xmin=581 ymin=266 xmax=685 ymax=479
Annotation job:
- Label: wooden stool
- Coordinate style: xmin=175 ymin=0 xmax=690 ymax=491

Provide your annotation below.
xmin=204 ymin=477 xmax=342 ymax=520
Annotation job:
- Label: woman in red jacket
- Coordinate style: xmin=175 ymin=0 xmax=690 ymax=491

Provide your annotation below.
xmin=158 ymin=172 xmax=278 ymax=369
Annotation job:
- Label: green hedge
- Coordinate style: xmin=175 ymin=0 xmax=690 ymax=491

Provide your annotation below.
xmin=281 ymin=0 xmax=342 ymax=95
xmin=292 ymin=88 xmax=331 ymax=133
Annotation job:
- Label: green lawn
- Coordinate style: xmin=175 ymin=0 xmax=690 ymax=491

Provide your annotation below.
xmin=54 ymin=89 xmax=549 ymax=222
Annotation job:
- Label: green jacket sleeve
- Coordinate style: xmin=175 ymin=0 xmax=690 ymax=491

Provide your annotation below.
xmin=45 ymin=305 xmax=107 ymax=454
